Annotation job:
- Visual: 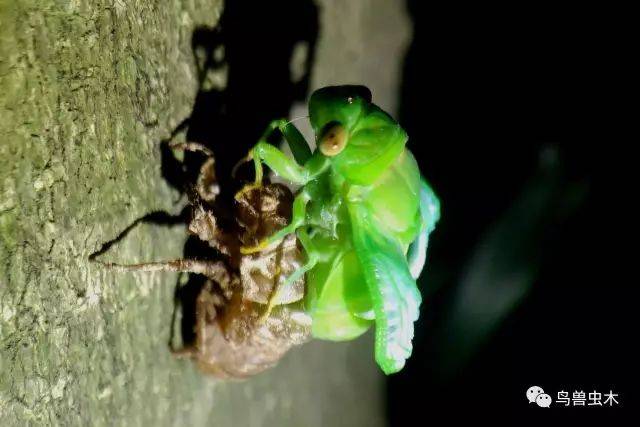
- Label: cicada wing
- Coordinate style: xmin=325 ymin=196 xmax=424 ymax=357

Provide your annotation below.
xmin=348 ymin=202 xmax=422 ymax=374
xmin=407 ymin=177 xmax=441 ymax=278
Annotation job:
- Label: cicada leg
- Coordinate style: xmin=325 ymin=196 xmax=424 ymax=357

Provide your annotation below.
xmin=170 ymin=278 xmax=222 ymax=358
xmin=168 ymin=142 xmax=220 ymax=202
xmin=235 ymin=120 xmax=330 ymax=201
xmin=259 ymin=227 xmax=319 ymax=322
xmin=240 ymin=188 xmax=312 ymax=254
xmin=94 ymin=259 xmax=236 ymax=286
xmin=234 ymin=119 xmax=313 ymax=200
xmin=233 ymin=148 xmax=264 ymax=201
xmin=168 ymin=141 xmax=214 ymax=157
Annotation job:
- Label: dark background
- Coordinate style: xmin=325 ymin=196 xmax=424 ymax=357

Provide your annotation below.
xmin=389 ymin=2 xmax=632 ymax=424
xmin=176 ymin=1 xmax=632 ymax=424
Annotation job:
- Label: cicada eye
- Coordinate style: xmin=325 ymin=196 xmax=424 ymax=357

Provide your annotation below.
xmin=319 ymin=123 xmax=347 ymax=156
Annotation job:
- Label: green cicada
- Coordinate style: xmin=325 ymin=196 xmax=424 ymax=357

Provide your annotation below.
xmin=236 ymin=85 xmax=440 ymax=374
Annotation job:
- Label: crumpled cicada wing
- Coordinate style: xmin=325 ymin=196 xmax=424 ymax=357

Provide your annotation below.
xmin=348 ymin=202 xmax=422 ymax=374
xmin=407 ymin=177 xmax=441 ymax=279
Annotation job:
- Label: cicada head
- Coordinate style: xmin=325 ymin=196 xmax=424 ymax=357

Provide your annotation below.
xmin=309 ymin=86 xmax=371 ymax=157
xmin=309 ymin=86 xmax=371 ymax=134
xmin=309 ymin=85 xmax=408 ymax=185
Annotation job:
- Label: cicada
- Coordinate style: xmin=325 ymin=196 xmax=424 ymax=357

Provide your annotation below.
xmin=236 ymin=85 xmax=440 ymax=374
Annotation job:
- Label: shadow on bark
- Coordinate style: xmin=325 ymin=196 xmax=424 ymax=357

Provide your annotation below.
xmin=93 ymin=0 xmax=318 ymax=354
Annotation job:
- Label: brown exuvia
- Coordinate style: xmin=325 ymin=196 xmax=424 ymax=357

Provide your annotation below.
xmin=94 ymin=143 xmax=310 ymax=378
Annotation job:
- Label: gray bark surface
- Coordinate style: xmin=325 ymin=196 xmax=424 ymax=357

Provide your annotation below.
xmin=1 ymin=1 xmax=409 ymax=425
